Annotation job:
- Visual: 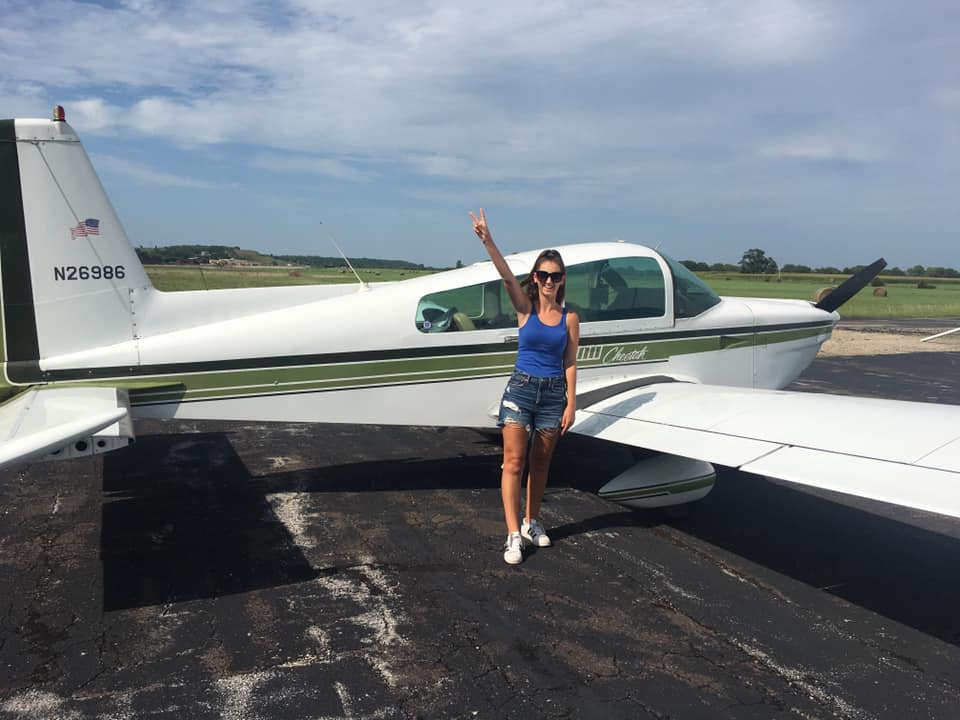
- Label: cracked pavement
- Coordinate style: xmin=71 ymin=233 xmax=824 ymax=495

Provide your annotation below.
xmin=2 ymin=347 xmax=960 ymax=718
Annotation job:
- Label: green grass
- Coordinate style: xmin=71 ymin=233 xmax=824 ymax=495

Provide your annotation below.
xmin=145 ymin=264 xmax=434 ymax=292
xmin=145 ymin=265 xmax=960 ymax=318
xmin=700 ymin=272 xmax=960 ymax=318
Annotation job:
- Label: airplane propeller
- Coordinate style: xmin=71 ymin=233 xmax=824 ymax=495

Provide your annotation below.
xmin=814 ymin=258 xmax=887 ymax=313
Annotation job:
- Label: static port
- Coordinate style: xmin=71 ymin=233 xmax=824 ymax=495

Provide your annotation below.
xmin=75 ymin=440 xmax=88 ymax=452
xmin=96 ymin=439 xmax=106 ymax=448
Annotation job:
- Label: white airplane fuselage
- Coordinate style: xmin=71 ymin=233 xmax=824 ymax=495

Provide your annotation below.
xmin=26 ymin=242 xmax=836 ymax=429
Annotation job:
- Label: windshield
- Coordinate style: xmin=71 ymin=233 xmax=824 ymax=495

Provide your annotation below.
xmin=662 ymin=254 xmax=721 ymax=318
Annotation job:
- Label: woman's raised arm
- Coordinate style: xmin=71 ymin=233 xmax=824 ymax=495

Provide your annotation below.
xmin=470 ymin=208 xmax=532 ymax=316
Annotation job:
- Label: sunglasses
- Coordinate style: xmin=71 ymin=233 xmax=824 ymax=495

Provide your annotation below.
xmin=534 ymin=270 xmax=565 ymax=283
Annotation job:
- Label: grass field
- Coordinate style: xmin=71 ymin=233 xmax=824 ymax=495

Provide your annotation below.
xmin=145 ymin=264 xmax=434 ymax=291
xmin=145 ymin=265 xmax=960 ymax=318
xmin=701 ymin=272 xmax=960 ymax=318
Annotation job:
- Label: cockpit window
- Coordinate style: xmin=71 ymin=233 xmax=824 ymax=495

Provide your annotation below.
xmin=564 ymin=257 xmax=665 ymax=322
xmin=416 ymin=278 xmax=516 ymax=332
xmin=663 ymin=254 xmax=721 ymax=318
xmin=415 ymin=256 xmax=667 ymax=332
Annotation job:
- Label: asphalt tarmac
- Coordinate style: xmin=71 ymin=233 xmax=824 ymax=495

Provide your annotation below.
xmin=2 ymin=344 xmax=960 ymax=718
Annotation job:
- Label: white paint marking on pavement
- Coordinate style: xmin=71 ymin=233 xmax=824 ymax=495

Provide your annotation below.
xmin=277 ymin=625 xmax=335 ymax=668
xmin=265 ymin=491 xmax=316 ymax=550
xmin=216 ymin=669 xmax=274 ymax=720
xmin=729 ymin=638 xmax=866 ymax=720
xmin=0 ymin=690 xmax=83 ymax=720
xmin=316 ymin=557 xmax=408 ymax=687
xmin=334 ymin=682 xmax=355 ymax=719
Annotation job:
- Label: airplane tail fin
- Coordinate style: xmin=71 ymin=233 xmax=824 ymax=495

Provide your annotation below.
xmin=0 ymin=109 xmax=151 ymax=382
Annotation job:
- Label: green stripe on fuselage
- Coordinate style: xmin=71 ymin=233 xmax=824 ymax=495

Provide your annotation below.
xmin=129 ymin=359 xmax=517 ymax=404
xmin=30 ymin=322 xmax=830 ymax=406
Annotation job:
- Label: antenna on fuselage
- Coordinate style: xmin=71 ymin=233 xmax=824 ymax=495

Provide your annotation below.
xmin=322 ymin=221 xmax=369 ymax=292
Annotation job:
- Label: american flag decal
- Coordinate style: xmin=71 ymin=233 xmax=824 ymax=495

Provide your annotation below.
xmin=70 ymin=218 xmax=101 ymax=239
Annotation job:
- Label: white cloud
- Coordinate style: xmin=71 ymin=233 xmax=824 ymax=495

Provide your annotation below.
xmin=68 ymin=98 xmax=120 ymax=131
xmin=1 ymin=2 xmax=837 ymax=157
xmin=127 ymin=97 xmax=231 ymax=145
xmin=685 ymin=0 xmax=833 ymax=65
xmin=1 ymin=0 xmax=957 ymax=265
xmin=758 ymin=135 xmax=884 ymax=164
xmin=93 ymin=154 xmax=227 ymax=189
xmin=250 ymin=152 xmax=375 ymax=181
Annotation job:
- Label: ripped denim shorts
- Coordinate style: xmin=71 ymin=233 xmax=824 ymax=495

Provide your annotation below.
xmin=497 ymin=369 xmax=567 ymax=433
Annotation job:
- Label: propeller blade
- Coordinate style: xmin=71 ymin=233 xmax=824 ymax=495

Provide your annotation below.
xmin=814 ymin=258 xmax=887 ymax=313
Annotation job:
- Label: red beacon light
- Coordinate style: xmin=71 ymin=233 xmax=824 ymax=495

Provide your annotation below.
xmin=53 ymin=105 xmax=66 ymax=122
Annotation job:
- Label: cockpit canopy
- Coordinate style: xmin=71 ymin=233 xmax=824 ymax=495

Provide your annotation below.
xmin=415 ymin=250 xmax=720 ymax=333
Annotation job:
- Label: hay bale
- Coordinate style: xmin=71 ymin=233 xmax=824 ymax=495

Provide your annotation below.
xmin=813 ymin=287 xmax=836 ymax=303
xmin=873 ymin=287 xmax=888 ymax=297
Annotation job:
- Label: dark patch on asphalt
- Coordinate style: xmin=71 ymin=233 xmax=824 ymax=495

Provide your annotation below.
xmin=2 ymin=345 xmax=960 ymax=718
xmin=790 ymin=350 xmax=960 ymax=403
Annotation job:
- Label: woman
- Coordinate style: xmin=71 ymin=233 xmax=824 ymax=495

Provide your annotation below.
xmin=470 ymin=208 xmax=580 ymax=565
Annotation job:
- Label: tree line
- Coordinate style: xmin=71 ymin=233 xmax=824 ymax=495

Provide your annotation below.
xmin=136 ymin=245 xmax=251 ymax=264
xmin=680 ymin=248 xmax=959 ymax=278
xmin=135 ymin=245 xmax=432 ymax=270
xmin=272 ymin=254 xmax=428 ymax=270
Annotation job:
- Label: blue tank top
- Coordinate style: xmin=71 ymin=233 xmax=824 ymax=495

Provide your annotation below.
xmin=515 ymin=307 xmax=567 ymax=378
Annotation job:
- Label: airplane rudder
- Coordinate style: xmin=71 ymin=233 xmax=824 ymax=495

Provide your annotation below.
xmin=0 ymin=118 xmax=40 ymax=369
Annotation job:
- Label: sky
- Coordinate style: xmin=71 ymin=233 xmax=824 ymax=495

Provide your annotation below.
xmin=1 ymin=0 xmax=958 ymax=269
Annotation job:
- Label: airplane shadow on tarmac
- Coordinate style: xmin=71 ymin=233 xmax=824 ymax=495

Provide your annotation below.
xmin=676 ymin=466 xmax=960 ymax=647
xmin=99 ymin=431 xmax=330 ymax=612
xmin=101 ymin=428 xmax=960 ymax=647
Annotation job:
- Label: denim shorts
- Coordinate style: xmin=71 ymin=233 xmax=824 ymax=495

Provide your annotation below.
xmin=497 ymin=369 xmax=567 ymax=433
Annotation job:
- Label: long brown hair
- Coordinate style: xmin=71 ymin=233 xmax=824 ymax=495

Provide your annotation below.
xmin=521 ymin=249 xmax=566 ymax=306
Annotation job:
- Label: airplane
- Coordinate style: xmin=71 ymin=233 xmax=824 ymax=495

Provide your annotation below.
xmin=1 ymin=107 xmax=959 ymax=521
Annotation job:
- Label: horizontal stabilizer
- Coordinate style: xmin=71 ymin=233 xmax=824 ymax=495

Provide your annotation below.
xmin=0 ymin=387 xmax=133 ymax=470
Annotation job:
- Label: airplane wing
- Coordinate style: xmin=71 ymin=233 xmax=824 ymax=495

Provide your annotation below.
xmin=0 ymin=387 xmax=133 ymax=470
xmin=572 ymin=381 xmax=960 ymax=518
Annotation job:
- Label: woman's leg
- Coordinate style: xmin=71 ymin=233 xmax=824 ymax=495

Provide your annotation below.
xmin=501 ymin=423 xmax=529 ymax=533
xmin=526 ymin=428 xmax=559 ymax=521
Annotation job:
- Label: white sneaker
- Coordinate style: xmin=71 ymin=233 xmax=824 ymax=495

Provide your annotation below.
xmin=521 ymin=518 xmax=552 ymax=547
xmin=503 ymin=532 xmax=524 ymax=565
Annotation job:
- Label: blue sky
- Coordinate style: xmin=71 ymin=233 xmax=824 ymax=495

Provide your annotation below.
xmin=2 ymin=0 xmax=958 ymax=268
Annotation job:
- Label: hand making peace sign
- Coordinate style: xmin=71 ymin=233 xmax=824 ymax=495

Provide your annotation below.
xmin=469 ymin=208 xmax=492 ymax=244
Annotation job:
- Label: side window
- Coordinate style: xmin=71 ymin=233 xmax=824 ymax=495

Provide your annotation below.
xmin=416 ymin=279 xmax=518 ymax=332
xmin=565 ymin=257 xmax=666 ymax=322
